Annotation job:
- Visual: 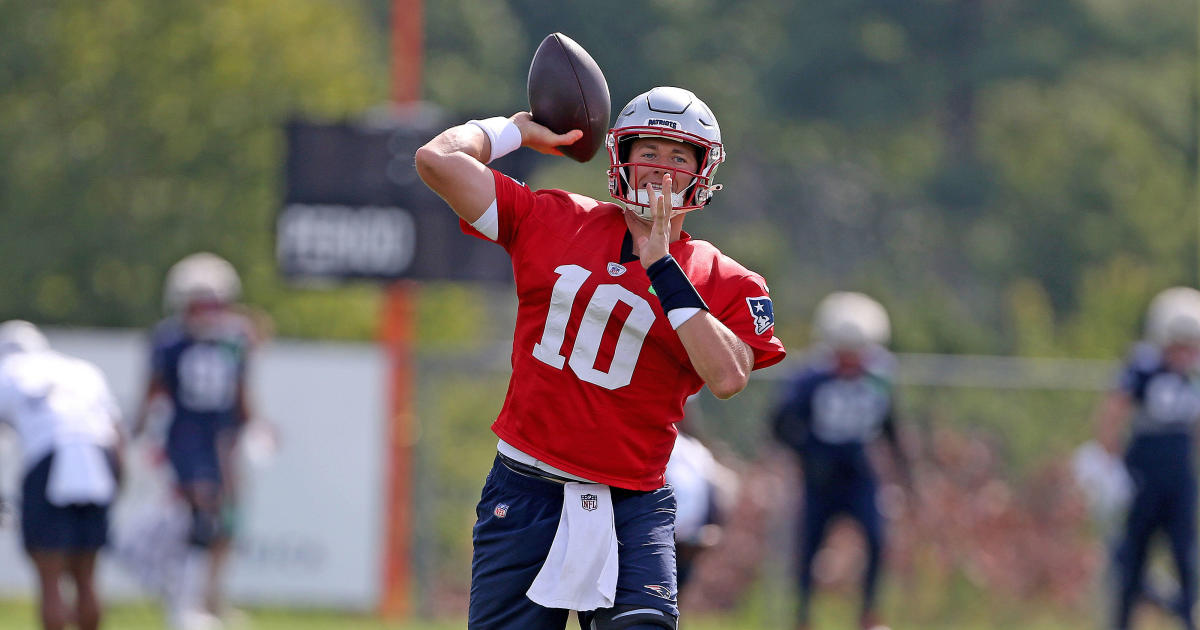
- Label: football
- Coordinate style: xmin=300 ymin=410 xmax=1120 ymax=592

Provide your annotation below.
xmin=527 ymin=32 xmax=611 ymax=163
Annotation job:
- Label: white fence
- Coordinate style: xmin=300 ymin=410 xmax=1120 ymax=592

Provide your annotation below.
xmin=0 ymin=328 xmax=389 ymax=610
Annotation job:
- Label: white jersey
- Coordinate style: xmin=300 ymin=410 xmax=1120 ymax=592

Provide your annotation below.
xmin=665 ymin=433 xmax=718 ymax=543
xmin=0 ymin=349 xmax=121 ymax=470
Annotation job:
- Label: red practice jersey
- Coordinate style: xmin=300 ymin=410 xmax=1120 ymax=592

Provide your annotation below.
xmin=460 ymin=170 xmax=786 ymax=490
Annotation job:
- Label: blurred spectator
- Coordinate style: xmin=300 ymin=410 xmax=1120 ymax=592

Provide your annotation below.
xmin=131 ymin=252 xmax=263 ymax=629
xmin=0 ymin=320 xmax=123 ymax=630
xmin=1093 ymin=286 xmax=1200 ymax=630
xmin=771 ymin=292 xmax=909 ymax=630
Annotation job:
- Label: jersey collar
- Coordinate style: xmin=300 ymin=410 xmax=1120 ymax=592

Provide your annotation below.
xmin=619 ymin=230 xmax=693 ymax=265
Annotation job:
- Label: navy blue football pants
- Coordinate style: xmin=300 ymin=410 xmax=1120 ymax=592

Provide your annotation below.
xmin=1115 ymin=438 xmax=1197 ymax=630
xmin=21 ymin=451 xmax=115 ymax=552
xmin=469 ymin=455 xmax=678 ymax=630
xmin=795 ymin=474 xmax=884 ymax=625
xmin=166 ymin=420 xmax=226 ymax=485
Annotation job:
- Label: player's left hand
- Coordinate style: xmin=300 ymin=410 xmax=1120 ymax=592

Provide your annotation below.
xmin=633 ymin=174 xmax=672 ymax=269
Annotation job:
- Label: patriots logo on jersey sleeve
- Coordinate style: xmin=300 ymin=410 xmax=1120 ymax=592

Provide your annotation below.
xmin=746 ymin=297 xmax=775 ymax=335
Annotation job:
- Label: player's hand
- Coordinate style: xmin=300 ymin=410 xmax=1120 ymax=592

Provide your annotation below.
xmin=635 ymin=174 xmax=672 ymax=268
xmin=240 ymin=417 xmax=281 ymax=468
xmin=511 ymin=112 xmax=584 ymax=156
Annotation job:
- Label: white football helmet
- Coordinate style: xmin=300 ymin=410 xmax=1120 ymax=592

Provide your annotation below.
xmin=813 ymin=292 xmax=891 ymax=350
xmin=1145 ymin=286 xmax=1200 ymax=347
xmin=0 ymin=320 xmax=50 ymax=357
xmin=607 ymin=86 xmax=725 ymax=220
xmin=163 ymin=252 xmax=242 ymax=313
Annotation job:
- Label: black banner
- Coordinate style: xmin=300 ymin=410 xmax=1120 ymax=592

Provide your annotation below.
xmin=277 ymin=117 xmax=537 ymax=283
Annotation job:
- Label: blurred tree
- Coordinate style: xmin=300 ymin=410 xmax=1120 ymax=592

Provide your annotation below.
xmin=677 ymin=0 xmax=1197 ymax=355
xmin=0 ymin=0 xmax=387 ymax=335
xmin=1 ymin=0 xmax=1196 ymax=357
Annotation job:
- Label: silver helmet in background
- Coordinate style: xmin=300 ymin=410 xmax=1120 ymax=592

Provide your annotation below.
xmin=163 ymin=252 xmax=242 ymax=314
xmin=1145 ymin=286 xmax=1200 ymax=348
xmin=813 ymin=292 xmax=891 ymax=351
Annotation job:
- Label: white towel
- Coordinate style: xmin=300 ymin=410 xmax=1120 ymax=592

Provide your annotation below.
xmin=47 ymin=442 xmax=115 ymax=506
xmin=526 ymin=482 xmax=619 ymax=611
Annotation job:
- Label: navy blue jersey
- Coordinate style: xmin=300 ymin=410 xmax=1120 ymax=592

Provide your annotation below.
xmin=772 ymin=348 xmax=898 ymax=487
xmin=150 ymin=314 xmax=252 ymax=430
xmin=1119 ymin=343 xmax=1200 ymax=439
xmin=1116 ymin=343 xmax=1200 ymax=478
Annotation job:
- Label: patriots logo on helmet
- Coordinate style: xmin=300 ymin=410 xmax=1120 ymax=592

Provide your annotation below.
xmin=746 ymin=297 xmax=774 ymax=335
xmin=646 ymin=118 xmax=679 ymax=129
xmin=581 ymin=493 xmax=598 ymax=511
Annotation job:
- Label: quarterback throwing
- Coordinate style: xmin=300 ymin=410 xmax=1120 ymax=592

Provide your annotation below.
xmin=416 ymin=86 xmax=786 ymax=630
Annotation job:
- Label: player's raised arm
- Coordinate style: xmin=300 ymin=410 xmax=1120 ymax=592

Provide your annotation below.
xmin=414 ymin=113 xmax=581 ymax=224
xmin=676 ymin=316 xmax=754 ymax=399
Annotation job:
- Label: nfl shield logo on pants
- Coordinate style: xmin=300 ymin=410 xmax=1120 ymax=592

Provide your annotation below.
xmin=580 ymin=494 xmax=598 ymax=512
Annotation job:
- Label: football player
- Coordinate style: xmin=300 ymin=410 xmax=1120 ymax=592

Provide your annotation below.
xmin=770 ymin=292 xmax=909 ymax=630
xmin=132 ymin=252 xmax=259 ymax=628
xmin=1095 ymin=287 xmax=1200 ymax=630
xmin=0 ymin=320 xmax=123 ymax=630
xmin=416 ymin=86 xmax=787 ymax=630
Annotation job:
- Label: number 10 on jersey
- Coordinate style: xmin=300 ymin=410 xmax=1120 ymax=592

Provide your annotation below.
xmin=532 ymin=264 xmax=656 ymax=390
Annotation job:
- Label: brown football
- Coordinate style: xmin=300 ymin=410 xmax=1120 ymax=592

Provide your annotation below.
xmin=527 ymin=32 xmax=611 ymax=163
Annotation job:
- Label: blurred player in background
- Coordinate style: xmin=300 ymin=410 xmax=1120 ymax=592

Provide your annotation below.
xmin=416 ymin=86 xmax=786 ymax=629
xmin=132 ymin=252 xmax=262 ymax=629
xmin=0 ymin=320 xmax=123 ymax=630
xmin=1095 ymin=286 xmax=1200 ymax=630
xmin=771 ymin=292 xmax=909 ymax=630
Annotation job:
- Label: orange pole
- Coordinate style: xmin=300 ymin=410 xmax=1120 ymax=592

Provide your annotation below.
xmin=380 ymin=0 xmax=422 ymax=617
xmin=379 ymin=280 xmax=418 ymax=618
xmin=392 ymin=0 xmax=423 ymax=105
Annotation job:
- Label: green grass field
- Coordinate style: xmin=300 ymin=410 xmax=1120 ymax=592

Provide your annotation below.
xmin=0 ymin=599 xmax=457 ymax=630
xmin=0 ymin=586 xmax=1188 ymax=630
xmin=0 ymin=596 xmax=1179 ymax=630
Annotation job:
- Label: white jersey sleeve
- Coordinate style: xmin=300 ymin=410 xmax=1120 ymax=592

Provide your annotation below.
xmin=0 ymin=351 xmax=120 ymax=468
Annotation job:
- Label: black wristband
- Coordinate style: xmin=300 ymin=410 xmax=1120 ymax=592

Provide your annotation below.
xmin=646 ymin=255 xmax=708 ymax=314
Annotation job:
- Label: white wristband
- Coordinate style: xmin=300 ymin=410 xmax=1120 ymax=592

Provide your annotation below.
xmin=467 ymin=117 xmax=522 ymax=163
xmin=667 ymin=307 xmax=702 ymax=330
